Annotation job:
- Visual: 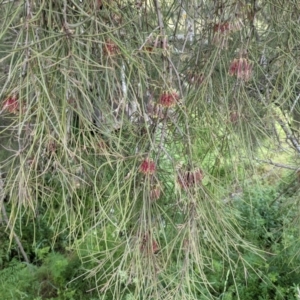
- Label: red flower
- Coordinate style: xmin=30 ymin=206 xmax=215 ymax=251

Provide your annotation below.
xmin=229 ymin=111 xmax=240 ymax=123
xmin=140 ymin=158 xmax=156 ymax=175
xmin=140 ymin=233 xmax=159 ymax=254
xmin=186 ymin=71 xmax=205 ymax=87
xmin=214 ymin=22 xmax=231 ymax=34
xmin=146 ymin=100 xmax=164 ymax=119
xmin=214 ymin=20 xmax=242 ymax=34
xmin=151 ymin=239 xmax=159 ymax=254
xmin=150 ymin=184 xmax=161 ymax=201
xmin=103 ymin=39 xmax=119 ymax=56
xmin=178 ymin=168 xmax=204 ymax=190
xmin=2 ymin=95 xmax=19 ymax=114
xmin=229 ymin=58 xmax=253 ymax=81
xmin=159 ymin=90 xmax=179 ymax=108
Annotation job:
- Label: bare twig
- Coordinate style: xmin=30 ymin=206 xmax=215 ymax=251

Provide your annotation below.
xmin=22 ymin=0 xmax=33 ymax=77
xmin=255 ymin=158 xmax=298 ymax=171
xmin=0 ymin=0 xmax=16 ymax=4
xmin=0 ymin=195 xmax=30 ymax=264
xmin=153 ymin=0 xmax=165 ymax=38
xmin=289 ymin=93 xmax=300 ymax=114
xmin=276 ymin=116 xmax=300 ymax=154
xmin=138 ymin=26 xmax=159 ymax=50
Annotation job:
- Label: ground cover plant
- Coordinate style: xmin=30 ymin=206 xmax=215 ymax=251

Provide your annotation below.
xmin=1 ymin=0 xmax=300 ymax=299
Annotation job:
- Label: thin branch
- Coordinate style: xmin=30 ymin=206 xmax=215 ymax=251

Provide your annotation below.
xmin=138 ymin=26 xmax=160 ymax=50
xmin=153 ymin=0 xmax=165 ymax=38
xmin=289 ymin=93 xmax=300 ymax=114
xmin=255 ymin=158 xmax=298 ymax=171
xmin=21 ymin=0 xmax=33 ymax=77
xmin=0 ymin=0 xmax=16 ymax=4
xmin=0 ymin=194 xmax=30 ymax=264
xmin=276 ymin=116 xmax=300 ymax=154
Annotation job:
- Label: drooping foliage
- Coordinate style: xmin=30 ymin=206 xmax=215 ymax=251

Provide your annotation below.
xmin=1 ymin=0 xmax=300 ymax=299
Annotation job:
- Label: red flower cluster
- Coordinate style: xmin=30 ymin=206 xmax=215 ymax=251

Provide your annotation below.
xmin=177 ymin=168 xmax=204 ymax=190
xmin=159 ymin=90 xmax=179 ymax=108
xmin=103 ymin=39 xmax=119 ymax=56
xmin=146 ymin=100 xmax=164 ymax=119
xmin=229 ymin=111 xmax=240 ymax=123
xmin=213 ymin=22 xmax=231 ymax=34
xmin=150 ymin=184 xmax=161 ymax=202
xmin=213 ymin=22 xmax=232 ymax=49
xmin=212 ymin=20 xmax=243 ymax=49
xmin=186 ymin=71 xmax=205 ymax=87
xmin=214 ymin=20 xmax=243 ymax=33
xmin=140 ymin=233 xmax=159 ymax=254
xmin=2 ymin=95 xmax=19 ymax=114
xmin=140 ymin=158 xmax=156 ymax=175
xmin=229 ymin=57 xmax=253 ymax=81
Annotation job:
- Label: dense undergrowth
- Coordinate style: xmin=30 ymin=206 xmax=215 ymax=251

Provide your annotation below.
xmin=1 ymin=173 xmax=300 ymax=300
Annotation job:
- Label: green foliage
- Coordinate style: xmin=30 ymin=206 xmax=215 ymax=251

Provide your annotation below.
xmin=0 ymin=259 xmax=36 ymax=300
xmin=1 ymin=0 xmax=300 ymax=299
xmin=1 ymin=180 xmax=300 ymax=299
xmin=0 ymin=250 xmax=98 ymax=300
xmin=214 ymin=182 xmax=300 ymax=300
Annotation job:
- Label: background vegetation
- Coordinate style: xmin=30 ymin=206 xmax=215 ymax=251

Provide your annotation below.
xmin=0 ymin=0 xmax=300 ymax=299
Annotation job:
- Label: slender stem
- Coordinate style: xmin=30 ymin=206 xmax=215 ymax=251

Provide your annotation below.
xmin=22 ymin=0 xmax=32 ymax=77
xmin=255 ymin=158 xmax=298 ymax=171
xmin=0 ymin=198 xmax=30 ymax=264
xmin=153 ymin=0 xmax=165 ymax=38
xmin=276 ymin=116 xmax=300 ymax=154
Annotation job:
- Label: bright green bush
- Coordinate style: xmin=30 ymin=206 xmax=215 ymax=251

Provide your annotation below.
xmin=217 ymin=182 xmax=300 ymax=300
xmin=0 ymin=250 xmax=97 ymax=300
